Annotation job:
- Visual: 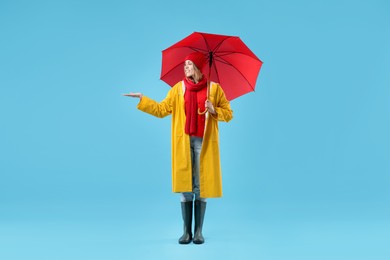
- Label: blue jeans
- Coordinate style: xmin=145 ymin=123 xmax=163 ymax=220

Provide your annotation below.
xmin=181 ymin=136 xmax=207 ymax=202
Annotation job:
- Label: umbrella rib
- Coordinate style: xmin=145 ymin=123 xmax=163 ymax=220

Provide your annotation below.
xmin=199 ymin=33 xmax=212 ymax=53
xmin=161 ymin=57 xmax=191 ymax=81
xmin=188 ymin=46 xmax=204 ymax=52
xmin=212 ymin=36 xmax=234 ymax=53
xmin=199 ymin=34 xmax=257 ymax=92
xmin=214 ymin=51 xmax=261 ymax=61
xmin=161 ymin=46 xmax=208 ymax=80
xmin=214 ymin=55 xmax=257 ymax=92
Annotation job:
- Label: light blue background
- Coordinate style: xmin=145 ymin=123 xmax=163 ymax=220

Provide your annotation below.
xmin=1 ymin=0 xmax=389 ymax=259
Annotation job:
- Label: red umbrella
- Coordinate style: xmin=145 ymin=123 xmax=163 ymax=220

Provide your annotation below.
xmin=160 ymin=31 xmax=263 ymax=101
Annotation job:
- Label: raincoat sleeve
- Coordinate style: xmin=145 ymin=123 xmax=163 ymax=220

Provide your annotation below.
xmin=136 ymin=88 xmax=174 ymax=118
xmin=213 ymin=84 xmax=233 ymax=122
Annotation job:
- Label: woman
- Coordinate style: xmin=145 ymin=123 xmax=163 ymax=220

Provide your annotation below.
xmin=123 ymin=52 xmax=233 ymax=244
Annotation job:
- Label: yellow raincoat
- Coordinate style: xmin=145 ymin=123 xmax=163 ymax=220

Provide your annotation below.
xmin=137 ymin=81 xmax=233 ymax=198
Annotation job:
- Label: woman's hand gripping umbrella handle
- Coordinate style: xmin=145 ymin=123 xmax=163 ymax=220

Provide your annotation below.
xmin=198 ymin=100 xmax=216 ymax=115
xmin=198 ymin=81 xmax=216 ymax=115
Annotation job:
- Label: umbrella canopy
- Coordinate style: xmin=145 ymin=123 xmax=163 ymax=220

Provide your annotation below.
xmin=160 ymin=32 xmax=263 ymax=100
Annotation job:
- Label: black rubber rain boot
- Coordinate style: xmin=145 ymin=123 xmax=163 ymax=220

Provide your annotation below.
xmin=178 ymin=201 xmax=193 ymax=244
xmin=193 ymin=200 xmax=207 ymax=244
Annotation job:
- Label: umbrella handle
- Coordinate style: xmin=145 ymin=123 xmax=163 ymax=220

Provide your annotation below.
xmin=198 ymin=81 xmax=210 ymax=115
xmin=198 ymin=108 xmax=207 ymax=115
xmin=198 ymin=107 xmax=218 ymax=121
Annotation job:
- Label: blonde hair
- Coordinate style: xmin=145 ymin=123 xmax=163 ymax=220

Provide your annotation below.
xmin=194 ymin=64 xmax=203 ymax=82
xmin=191 ymin=64 xmax=204 ymax=83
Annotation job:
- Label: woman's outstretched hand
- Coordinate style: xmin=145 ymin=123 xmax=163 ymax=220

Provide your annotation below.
xmin=123 ymin=92 xmax=143 ymax=99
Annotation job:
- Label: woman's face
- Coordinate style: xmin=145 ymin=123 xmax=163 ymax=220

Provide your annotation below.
xmin=184 ymin=60 xmax=195 ymax=78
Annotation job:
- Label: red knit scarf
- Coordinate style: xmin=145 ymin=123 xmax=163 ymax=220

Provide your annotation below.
xmin=184 ymin=76 xmax=207 ymax=136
